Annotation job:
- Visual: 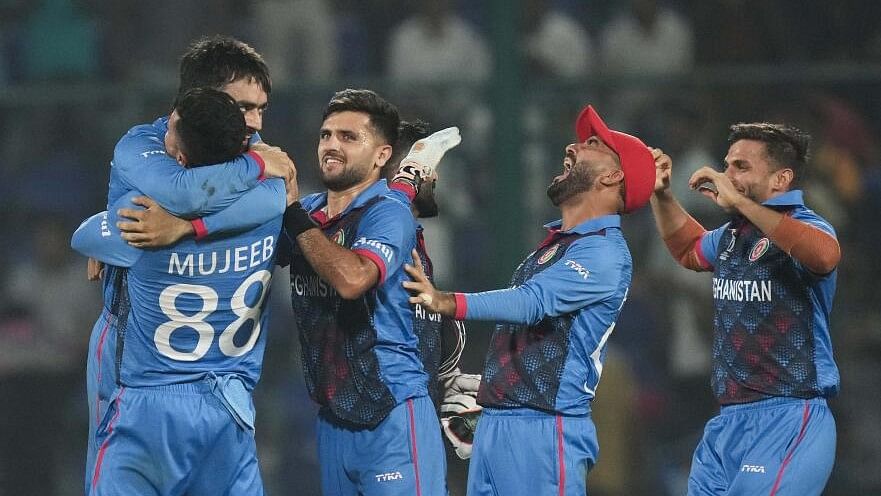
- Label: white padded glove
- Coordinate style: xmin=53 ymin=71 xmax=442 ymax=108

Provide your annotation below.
xmin=439 ymin=370 xmax=482 ymax=459
xmin=393 ymin=127 xmax=461 ymax=189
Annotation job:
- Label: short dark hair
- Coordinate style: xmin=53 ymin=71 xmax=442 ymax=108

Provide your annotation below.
xmin=175 ymin=88 xmax=246 ymax=167
xmin=727 ymin=123 xmax=811 ymax=185
xmin=178 ymin=35 xmax=271 ymax=99
xmin=384 ymin=119 xmax=432 ymax=180
xmin=322 ymin=89 xmax=400 ymax=145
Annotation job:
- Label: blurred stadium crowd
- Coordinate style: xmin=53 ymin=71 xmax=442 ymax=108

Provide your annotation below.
xmin=1 ymin=0 xmax=880 ymax=494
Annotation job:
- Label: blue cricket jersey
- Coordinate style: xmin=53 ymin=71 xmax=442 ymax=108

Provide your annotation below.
xmin=72 ymin=187 xmax=285 ymax=388
xmin=77 ymin=115 xmax=286 ymax=390
xmin=696 ymin=190 xmax=840 ymax=404
xmin=107 ymin=117 xmax=266 ymax=216
xmin=285 ymin=179 xmax=427 ymax=427
xmin=457 ymin=215 xmax=632 ymax=416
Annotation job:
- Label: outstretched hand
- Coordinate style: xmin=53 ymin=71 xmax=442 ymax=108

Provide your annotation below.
xmin=403 ymin=249 xmax=457 ymax=316
xmin=117 ymin=196 xmax=193 ymax=248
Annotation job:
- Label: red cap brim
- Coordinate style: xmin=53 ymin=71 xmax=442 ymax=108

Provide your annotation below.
xmin=575 ymin=105 xmax=655 ymax=213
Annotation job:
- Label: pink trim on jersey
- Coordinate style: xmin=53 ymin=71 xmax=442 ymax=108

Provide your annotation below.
xmin=353 ymin=248 xmax=388 ymax=285
xmin=191 ymin=218 xmax=208 ymax=240
xmin=407 ymin=399 xmax=423 ymax=496
xmin=769 ymin=401 xmax=811 ymax=496
xmin=94 ymin=311 xmax=113 ymax=425
xmin=390 ymin=182 xmax=417 ymax=202
xmin=454 ymin=293 xmax=468 ymax=321
xmin=556 ymin=414 xmax=566 ymax=496
xmin=247 ymin=150 xmax=266 ymax=180
xmin=91 ymin=387 xmax=126 ymax=490
xmin=694 ymin=235 xmax=713 ymax=270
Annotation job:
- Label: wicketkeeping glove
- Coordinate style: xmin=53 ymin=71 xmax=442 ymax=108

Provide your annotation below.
xmin=439 ymin=370 xmax=482 ymax=459
xmin=393 ymin=127 xmax=462 ymax=191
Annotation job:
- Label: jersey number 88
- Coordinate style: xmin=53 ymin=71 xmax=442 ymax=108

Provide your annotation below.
xmin=155 ymin=270 xmax=272 ymax=361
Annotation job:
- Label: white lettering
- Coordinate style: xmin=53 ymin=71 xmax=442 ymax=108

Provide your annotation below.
xmin=166 ymin=236 xmax=275 ymax=276
xmin=712 ymin=278 xmax=773 ymax=302
xmin=740 ymin=464 xmax=766 ymax=473
xmin=374 ymin=471 xmax=404 ymax=482
xmin=292 ymin=274 xmax=336 ymax=298
xmin=563 ymin=259 xmax=590 ymax=280
xmin=415 ymin=304 xmax=441 ymax=322
xmin=354 ymin=237 xmax=394 ymax=263
xmin=100 ymin=212 xmax=111 ymax=238
xmin=168 ymin=253 xmax=194 ymax=276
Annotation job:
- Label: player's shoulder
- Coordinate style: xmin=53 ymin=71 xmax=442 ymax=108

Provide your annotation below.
xmin=115 ymin=118 xmax=166 ymax=155
xmin=364 ymin=191 xmax=415 ymax=221
xmin=300 ymin=192 xmax=325 ymax=211
xmin=791 ymin=205 xmax=836 ymax=237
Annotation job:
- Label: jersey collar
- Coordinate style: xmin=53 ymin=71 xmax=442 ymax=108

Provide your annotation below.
xmin=762 ymin=189 xmax=804 ymax=207
xmin=302 ymin=179 xmax=390 ymax=221
xmin=543 ymin=214 xmax=621 ymax=235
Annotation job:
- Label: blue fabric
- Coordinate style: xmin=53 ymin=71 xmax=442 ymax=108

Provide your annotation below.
xmin=316 ymin=396 xmax=446 ymax=496
xmin=697 ymin=190 xmax=839 ymax=402
xmin=467 ymin=407 xmax=598 ymax=496
xmin=87 ymin=381 xmax=262 ymax=496
xmin=687 ymin=397 xmax=835 ymax=495
xmin=107 ymin=117 xmax=263 ymax=217
xmin=200 ymin=178 xmax=286 ymax=236
xmin=296 ymin=180 xmax=427 ymax=411
xmin=467 ymin=214 xmax=632 ymax=415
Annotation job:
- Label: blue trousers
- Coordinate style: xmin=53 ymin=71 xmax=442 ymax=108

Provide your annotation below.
xmin=317 ymin=395 xmax=447 ymax=495
xmin=467 ymin=407 xmax=598 ymax=496
xmin=86 ymin=380 xmax=262 ymax=496
xmin=688 ymin=397 xmax=835 ymax=495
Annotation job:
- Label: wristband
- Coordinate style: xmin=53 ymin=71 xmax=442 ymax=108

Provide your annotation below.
xmin=284 ymin=202 xmax=316 ymax=237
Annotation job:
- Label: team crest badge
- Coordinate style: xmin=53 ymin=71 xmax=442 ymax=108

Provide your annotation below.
xmin=331 ymin=230 xmax=345 ymax=246
xmin=749 ymin=238 xmax=770 ymax=262
xmin=537 ymin=244 xmax=559 ymax=265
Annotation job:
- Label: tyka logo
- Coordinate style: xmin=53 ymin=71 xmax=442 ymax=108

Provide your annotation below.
xmin=740 ymin=464 xmax=766 ymax=473
xmin=375 ymin=471 xmax=404 ymax=482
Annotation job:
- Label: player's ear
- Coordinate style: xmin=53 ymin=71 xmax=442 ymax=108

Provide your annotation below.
xmin=599 ymin=168 xmax=624 ymax=187
xmin=375 ymin=144 xmax=393 ymax=169
xmin=774 ymin=167 xmax=794 ymax=190
xmin=176 ymin=151 xmax=188 ymax=167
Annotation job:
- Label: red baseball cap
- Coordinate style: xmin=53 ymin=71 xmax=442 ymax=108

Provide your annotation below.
xmin=575 ymin=105 xmax=655 ymax=213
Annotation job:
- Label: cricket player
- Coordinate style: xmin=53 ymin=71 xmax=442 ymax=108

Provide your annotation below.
xmin=279 ymin=88 xmax=449 ymax=495
xmin=650 ymin=123 xmax=839 ymax=495
xmin=385 ymin=121 xmax=482 ymax=461
xmin=402 ymin=104 xmax=656 ymax=495
xmin=73 ymin=88 xmax=287 ymax=495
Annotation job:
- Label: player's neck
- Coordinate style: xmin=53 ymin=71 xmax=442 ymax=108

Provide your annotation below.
xmin=325 ymin=178 xmax=377 ymax=218
xmin=558 ymin=193 xmax=616 ymax=231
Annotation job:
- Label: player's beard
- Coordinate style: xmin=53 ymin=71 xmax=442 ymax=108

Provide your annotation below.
xmin=547 ymin=163 xmax=595 ymax=206
xmin=321 ymin=165 xmax=369 ymax=192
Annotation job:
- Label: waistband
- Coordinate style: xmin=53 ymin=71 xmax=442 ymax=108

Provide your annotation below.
xmin=481 ymin=406 xmax=591 ymax=418
xmin=720 ymin=396 xmax=826 ymax=415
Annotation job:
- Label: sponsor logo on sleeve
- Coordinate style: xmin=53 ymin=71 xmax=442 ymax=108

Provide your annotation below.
xmin=564 ymin=259 xmax=590 ymax=280
xmin=353 ymin=237 xmax=394 ymax=264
